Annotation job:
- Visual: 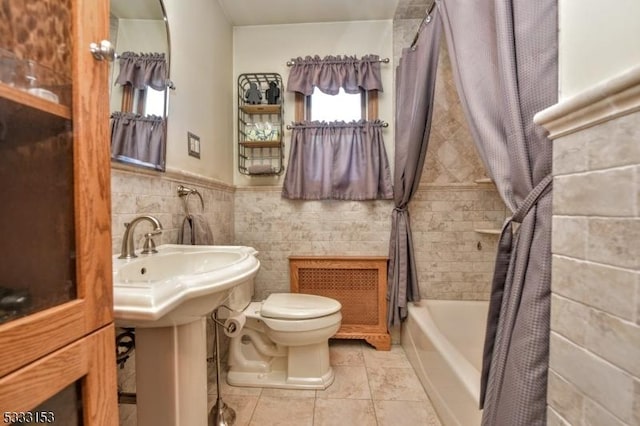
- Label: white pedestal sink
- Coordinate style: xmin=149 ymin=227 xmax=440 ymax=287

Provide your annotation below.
xmin=113 ymin=244 xmax=260 ymax=426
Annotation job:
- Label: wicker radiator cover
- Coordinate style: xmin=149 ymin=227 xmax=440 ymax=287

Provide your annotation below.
xmin=289 ymin=256 xmax=391 ymax=350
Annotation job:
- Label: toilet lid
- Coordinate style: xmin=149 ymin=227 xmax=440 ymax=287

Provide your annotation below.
xmin=261 ymin=293 xmax=341 ymax=320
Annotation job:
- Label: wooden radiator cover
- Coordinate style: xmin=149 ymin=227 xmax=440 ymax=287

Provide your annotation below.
xmin=289 ymin=256 xmax=390 ymax=351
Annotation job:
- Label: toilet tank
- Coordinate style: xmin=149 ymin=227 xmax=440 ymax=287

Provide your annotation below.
xmin=227 ymin=277 xmax=255 ymax=311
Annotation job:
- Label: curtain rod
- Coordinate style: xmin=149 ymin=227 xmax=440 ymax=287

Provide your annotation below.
xmin=410 ymin=0 xmax=437 ymax=49
xmin=286 ymin=58 xmax=390 ymax=67
xmin=286 ymin=122 xmax=388 ymax=129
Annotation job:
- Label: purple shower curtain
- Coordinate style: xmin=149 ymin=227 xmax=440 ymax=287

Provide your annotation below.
xmin=438 ymin=0 xmax=557 ymax=424
xmin=387 ymin=13 xmax=442 ymax=327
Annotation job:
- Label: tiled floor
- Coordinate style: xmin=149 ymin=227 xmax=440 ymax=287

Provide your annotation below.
xmin=208 ymin=340 xmax=442 ymax=426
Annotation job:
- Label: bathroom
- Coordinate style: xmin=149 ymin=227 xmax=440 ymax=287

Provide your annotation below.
xmin=0 ymin=0 xmax=638 ymax=425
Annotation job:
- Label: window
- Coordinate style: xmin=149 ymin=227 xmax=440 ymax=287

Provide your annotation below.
xmin=121 ymin=85 xmax=167 ymax=116
xmin=296 ymin=90 xmax=379 ymax=122
xmin=309 ymin=88 xmax=362 ymax=121
xmin=141 ymin=87 xmax=166 ymax=116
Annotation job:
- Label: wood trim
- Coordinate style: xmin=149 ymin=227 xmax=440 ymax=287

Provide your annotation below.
xmin=294 ymin=92 xmax=305 ymax=121
xmin=120 ymin=85 xmax=133 ymax=112
xmin=0 ymin=331 xmax=87 ymax=413
xmin=82 ymin=325 xmax=118 ymax=426
xmin=289 ymin=255 xmax=388 ymax=263
xmin=241 ymin=104 xmax=282 ymax=114
xmin=239 ymin=141 xmax=282 ymax=148
xmin=0 ymin=325 xmax=118 ymax=425
xmin=73 ymin=0 xmax=113 ymax=331
xmin=534 ymin=64 xmax=640 ymax=139
xmin=367 ymin=90 xmax=379 ymax=120
xmin=0 ymin=302 xmax=85 ymax=377
xmin=0 ymin=84 xmax=71 ymax=119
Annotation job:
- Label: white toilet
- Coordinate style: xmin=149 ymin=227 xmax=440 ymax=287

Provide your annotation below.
xmin=226 ymin=281 xmax=342 ymax=390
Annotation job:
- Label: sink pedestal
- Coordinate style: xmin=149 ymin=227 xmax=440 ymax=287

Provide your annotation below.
xmin=135 ymin=318 xmax=209 ymax=426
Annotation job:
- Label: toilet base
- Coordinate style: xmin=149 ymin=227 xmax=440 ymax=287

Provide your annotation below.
xmin=227 ymin=364 xmax=335 ymax=390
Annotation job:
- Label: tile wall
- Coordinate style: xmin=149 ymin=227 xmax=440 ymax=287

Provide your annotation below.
xmin=547 ymin=110 xmax=640 ymax=425
xmin=110 ymin=166 xmax=235 ymax=253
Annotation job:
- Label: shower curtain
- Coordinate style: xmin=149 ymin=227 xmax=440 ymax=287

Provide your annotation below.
xmin=437 ymin=0 xmax=557 ymax=424
xmin=391 ymin=0 xmax=557 ymax=423
xmin=387 ymin=13 xmax=442 ymax=327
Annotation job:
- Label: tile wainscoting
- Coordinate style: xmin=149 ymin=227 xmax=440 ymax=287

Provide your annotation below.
xmin=111 ymin=164 xmax=235 ymax=254
xmin=234 ymin=184 xmax=503 ymax=302
xmin=536 ymin=66 xmax=640 ymax=426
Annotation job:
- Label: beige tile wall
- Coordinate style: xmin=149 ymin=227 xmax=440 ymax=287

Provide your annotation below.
xmin=234 ymin=185 xmax=504 ymax=302
xmin=548 ymin=110 xmax=640 ymax=425
xmin=411 ymin=186 xmax=505 ymax=299
xmin=110 ymin=166 xmax=235 ymax=254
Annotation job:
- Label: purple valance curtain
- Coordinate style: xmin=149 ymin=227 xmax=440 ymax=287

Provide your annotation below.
xmin=282 ymin=120 xmax=393 ymax=200
xmin=115 ymin=52 xmax=168 ymax=91
xmin=286 ymin=55 xmax=384 ymax=95
xmin=110 ymin=112 xmax=166 ymax=168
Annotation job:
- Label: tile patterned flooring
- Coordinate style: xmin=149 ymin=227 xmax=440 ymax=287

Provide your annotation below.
xmin=208 ymin=340 xmax=442 ymax=426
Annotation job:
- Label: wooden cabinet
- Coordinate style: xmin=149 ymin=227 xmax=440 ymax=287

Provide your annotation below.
xmin=0 ymin=0 xmax=117 ymax=424
xmin=289 ymin=256 xmax=391 ymax=351
xmin=237 ymin=73 xmax=285 ymax=176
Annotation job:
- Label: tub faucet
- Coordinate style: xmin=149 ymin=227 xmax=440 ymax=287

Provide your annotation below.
xmin=119 ymin=215 xmax=163 ymax=259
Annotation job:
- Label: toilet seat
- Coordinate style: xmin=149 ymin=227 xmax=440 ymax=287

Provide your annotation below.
xmin=242 ymin=293 xmax=342 ymax=333
xmin=261 ymin=293 xmax=341 ymax=319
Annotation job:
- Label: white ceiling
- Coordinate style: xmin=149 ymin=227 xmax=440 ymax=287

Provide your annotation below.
xmin=111 ymin=0 xmax=164 ymax=20
xmin=217 ymin=0 xmax=401 ymax=26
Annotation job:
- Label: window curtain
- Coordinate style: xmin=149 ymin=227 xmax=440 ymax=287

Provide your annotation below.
xmin=286 ymin=54 xmax=384 ymax=95
xmin=282 ymin=120 xmax=393 ymax=200
xmin=284 ymin=54 xmax=392 ymax=201
xmin=387 ymin=13 xmax=442 ymax=327
xmin=438 ymin=0 xmax=557 ymax=424
xmin=110 ymin=112 xmax=166 ymax=168
xmin=115 ymin=51 xmax=168 ymax=91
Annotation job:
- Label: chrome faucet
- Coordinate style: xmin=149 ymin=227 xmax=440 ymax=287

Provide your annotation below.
xmin=118 ymin=215 xmax=164 ymax=259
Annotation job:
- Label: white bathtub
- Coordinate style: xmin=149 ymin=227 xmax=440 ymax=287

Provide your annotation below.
xmin=401 ymin=300 xmax=489 ymax=426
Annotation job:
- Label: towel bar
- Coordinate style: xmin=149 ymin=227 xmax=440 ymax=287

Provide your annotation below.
xmin=177 ymin=184 xmax=204 ymax=215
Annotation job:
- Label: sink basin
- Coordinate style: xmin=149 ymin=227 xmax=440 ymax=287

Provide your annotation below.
xmin=113 ymin=244 xmax=260 ymax=328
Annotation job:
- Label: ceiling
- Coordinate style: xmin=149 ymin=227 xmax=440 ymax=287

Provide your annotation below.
xmin=217 ymin=0 xmax=430 ymax=26
xmin=111 ymin=0 xmax=164 ymax=19
xmin=110 ymin=0 xmax=431 ymax=25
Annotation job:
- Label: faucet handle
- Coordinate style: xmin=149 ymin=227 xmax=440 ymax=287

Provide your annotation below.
xmin=141 ymin=233 xmax=159 ymax=255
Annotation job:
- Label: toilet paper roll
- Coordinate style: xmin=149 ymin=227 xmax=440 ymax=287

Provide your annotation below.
xmin=223 ymin=311 xmax=246 ymax=338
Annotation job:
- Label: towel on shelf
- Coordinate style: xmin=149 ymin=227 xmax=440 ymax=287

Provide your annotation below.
xmin=247 ymin=164 xmax=275 ymax=174
xmin=178 ymin=214 xmax=214 ymax=245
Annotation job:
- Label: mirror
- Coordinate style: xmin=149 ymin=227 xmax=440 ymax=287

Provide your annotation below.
xmin=109 ymin=0 xmax=171 ymax=171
